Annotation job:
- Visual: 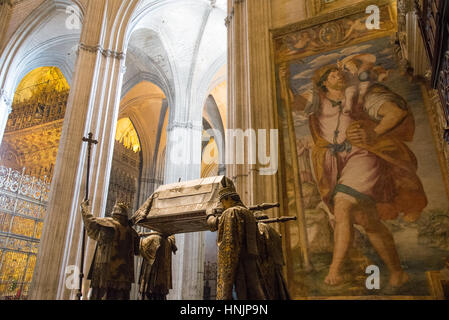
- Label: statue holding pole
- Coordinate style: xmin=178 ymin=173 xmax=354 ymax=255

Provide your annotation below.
xmin=78 ymin=132 xmax=140 ymax=300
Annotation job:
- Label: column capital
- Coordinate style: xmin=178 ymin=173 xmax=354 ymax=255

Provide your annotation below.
xmin=225 ymin=0 xmax=245 ymax=27
xmin=397 ymin=0 xmax=416 ymax=16
xmin=140 ymin=177 xmax=163 ymax=185
xmin=225 ymin=7 xmax=234 ymax=27
xmin=167 ymin=120 xmax=203 ymax=133
xmin=78 ymin=43 xmax=126 ymax=61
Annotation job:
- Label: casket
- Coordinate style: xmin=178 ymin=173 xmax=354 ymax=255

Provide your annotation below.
xmin=132 ymin=176 xmax=226 ymax=234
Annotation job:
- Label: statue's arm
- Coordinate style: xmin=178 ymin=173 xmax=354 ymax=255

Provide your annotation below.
xmin=206 ymin=214 xmax=219 ymax=232
xmin=168 ymin=235 xmax=178 ymax=254
xmin=80 ymin=201 xmax=114 ymax=242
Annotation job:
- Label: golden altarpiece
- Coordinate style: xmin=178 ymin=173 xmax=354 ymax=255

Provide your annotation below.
xmin=0 ymin=67 xmax=141 ymax=299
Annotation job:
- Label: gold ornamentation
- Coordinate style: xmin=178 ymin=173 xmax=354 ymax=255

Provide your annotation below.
xmin=0 ymin=165 xmax=48 ymax=299
xmin=272 ymin=0 xmax=397 ymax=64
xmin=114 ymin=200 xmax=130 ymax=215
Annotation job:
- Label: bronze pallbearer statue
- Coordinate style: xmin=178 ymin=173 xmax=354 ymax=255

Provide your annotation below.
xmin=254 ymin=211 xmax=291 ymax=300
xmin=132 ymin=176 xmax=295 ymax=300
xmin=138 ymin=232 xmax=177 ymax=300
xmin=80 ymin=200 xmax=139 ymax=300
xmin=206 ymin=177 xmax=268 ymax=300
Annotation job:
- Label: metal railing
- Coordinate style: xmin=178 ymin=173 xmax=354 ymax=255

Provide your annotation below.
xmin=0 ymin=166 xmax=49 ymax=300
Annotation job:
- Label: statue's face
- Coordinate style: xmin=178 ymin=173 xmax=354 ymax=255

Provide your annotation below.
xmin=112 ymin=205 xmax=126 ymax=219
xmin=220 ymin=197 xmax=234 ymax=210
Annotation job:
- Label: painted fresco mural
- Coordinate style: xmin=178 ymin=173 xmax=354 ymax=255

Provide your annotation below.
xmin=274 ymin=2 xmax=449 ymax=298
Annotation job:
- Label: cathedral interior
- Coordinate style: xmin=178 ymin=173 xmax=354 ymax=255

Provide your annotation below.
xmin=0 ymin=0 xmax=448 ymax=300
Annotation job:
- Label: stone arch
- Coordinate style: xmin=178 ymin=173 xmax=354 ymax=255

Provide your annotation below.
xmin=190 ymin=53 xmax=227 ymax=124
xmin=118 ymin=81 xmax=169 ymax=207
xmin=0 ymin=63 xmax=72 ymax=299
xmin=123 ymin=28 xmax=176 ymax=106
xmin=0 ymin=0 xmax=83 ymax=98
xmin=125 ymin=0 xmax=227 ymax=126
xmin=12 ymin=0 xmax=227 ymax=301
xmin=203 ymin=94 xmax=226 ymax=174
xmin=0 ymin=0 xmax=83 ymax=144
xmin=1 ymin=65 xmax=70 ymax=176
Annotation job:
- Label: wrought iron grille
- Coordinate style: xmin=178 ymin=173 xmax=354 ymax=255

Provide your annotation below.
xmin=0 ymin=166 xmax=50 ymax=300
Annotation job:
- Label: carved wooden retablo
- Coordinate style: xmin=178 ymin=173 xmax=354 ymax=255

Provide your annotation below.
xmin=132 ymin=176 xmax=225 ymax=234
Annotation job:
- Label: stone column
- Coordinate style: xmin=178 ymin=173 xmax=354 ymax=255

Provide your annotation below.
xmin=0 ymin=0 xmax=13 ymax=144
xmin=0 ymin=0 xmax=12 ymax=51
xmin=165 ymin=121 xmax=205 ymax=300
xmin=227 ymin=0 xmax=313 ymax=286
xmin=218 ymin=163 xmax=226 ymax=175
xmin=138 ymin=161 xmax=158 ymax=208
xmin=227 ymin=0 xmax=279 ymax=209
xmin=28 ymin=0 xmax=134 ymax=300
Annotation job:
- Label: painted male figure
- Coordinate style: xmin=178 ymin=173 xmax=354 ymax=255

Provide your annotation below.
xmin=279 ymin=63 xmax=427 ymax=288
xmin=80 ymin=200 xmax=139 ymax=300
xmin=312 ymin=64 xmax=427 ymax=287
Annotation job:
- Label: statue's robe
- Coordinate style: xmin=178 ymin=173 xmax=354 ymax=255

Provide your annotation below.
xmin=213 ymin=205 xmax=268 ymax=300
xmin=81 ymin=209 xmax=139 ymax=300
xmin=310 ymin=83 xmax=427 ymax=221
xmin=138 ymin=233 xmax=177 ymax=300
xmin=256 ymin=222 xmax=290 ymax=300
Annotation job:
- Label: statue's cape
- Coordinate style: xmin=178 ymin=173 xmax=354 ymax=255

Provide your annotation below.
xmin=138 ymin=234 xmax=176 ymax=295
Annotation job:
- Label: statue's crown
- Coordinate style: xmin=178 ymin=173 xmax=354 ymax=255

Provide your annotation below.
xmin=114 ymin=200 xmax=130 ymax=216
xmin=218 ymin=177 xmax=239 ymax=201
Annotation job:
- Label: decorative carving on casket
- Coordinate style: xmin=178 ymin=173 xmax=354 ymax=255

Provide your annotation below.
xmin=132 ymin=176 xmax=226 ymax=234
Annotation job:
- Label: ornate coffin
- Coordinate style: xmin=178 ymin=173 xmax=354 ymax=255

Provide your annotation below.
xmin=132 ymin=176 xmax=225 ymax=234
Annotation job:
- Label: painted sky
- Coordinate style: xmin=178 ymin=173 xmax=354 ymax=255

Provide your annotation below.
xmin=289 ymin=38 xmax=395 ymax=95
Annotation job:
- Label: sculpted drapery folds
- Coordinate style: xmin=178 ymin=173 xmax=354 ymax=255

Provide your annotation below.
xmin=254 ymin=212 xmax=290 ymax=300
xmin=207 ymin=178 xmax=268 ymax=300
xmin=139 ymin=232 xmax=177 ymax=300
xmin=80 ymin=201 xmax=139 ymax=300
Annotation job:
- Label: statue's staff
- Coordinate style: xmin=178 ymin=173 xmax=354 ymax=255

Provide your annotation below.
xmin=138 ymin=216 xmax=297 ymax=238
xmin=255 ymin=216 xmax=297 ymax=224
xmin=211 ymin=202 xmax=280 ymax=216
xmin=77 ymin=132 xmax=98 ymax=300
xmin=136 ymin=202 xmax=284 ymax=232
